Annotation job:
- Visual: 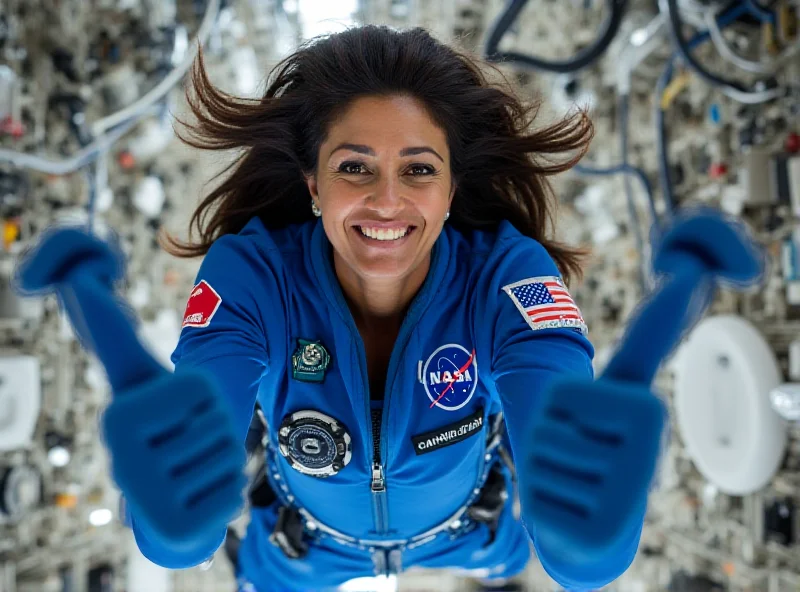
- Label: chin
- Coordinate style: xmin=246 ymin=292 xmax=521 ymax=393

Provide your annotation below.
xmin=355 ymin=259 xmax=413 ymax=279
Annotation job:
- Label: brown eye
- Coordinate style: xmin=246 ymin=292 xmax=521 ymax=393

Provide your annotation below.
xmin=339 ymin=162 xmax=367 ymax=175
xmin=409 ymin=164 xmax=435 ymax=176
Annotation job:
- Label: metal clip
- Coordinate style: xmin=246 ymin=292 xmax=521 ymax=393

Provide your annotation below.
xmin=269 ymin=506 xmax=309 ymax=559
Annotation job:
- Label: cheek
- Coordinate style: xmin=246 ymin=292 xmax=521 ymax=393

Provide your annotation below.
xmin=321 ymin=194 xmax=356 ymax=221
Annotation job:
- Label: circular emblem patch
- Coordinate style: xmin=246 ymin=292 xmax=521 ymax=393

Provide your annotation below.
xmin=422 ymin=344 xmax=478 ymax=411
xmin=277 ymin=410 xmax=352 ymax=477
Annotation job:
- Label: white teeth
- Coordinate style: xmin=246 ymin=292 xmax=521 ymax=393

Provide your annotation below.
xmin=359 ymin=226 xmax=410 ymax=241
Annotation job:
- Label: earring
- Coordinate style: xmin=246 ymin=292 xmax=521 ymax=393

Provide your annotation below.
xmin=311 ymin=200 xmax=322 ymax=217
xmin=444 ymin=211 xmax=450 ymax=222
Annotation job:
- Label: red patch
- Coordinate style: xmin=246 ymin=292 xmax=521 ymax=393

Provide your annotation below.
xmin=182 ymin=280 xmax=222 ymax=328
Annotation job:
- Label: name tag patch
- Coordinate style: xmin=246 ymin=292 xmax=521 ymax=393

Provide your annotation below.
xmin=411 ymin=407 xmax=484 ymax=455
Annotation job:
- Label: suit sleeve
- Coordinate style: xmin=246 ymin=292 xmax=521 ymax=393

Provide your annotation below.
xmin=486 ymin=239 xmax=644 ymax=590
xmin=129 ymin=234 xmax=280 ymax=569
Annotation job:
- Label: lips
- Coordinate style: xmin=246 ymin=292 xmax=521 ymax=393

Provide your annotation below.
xmin=352 ymin=225 xmax=416 ymax=246
xmin=352 ymin=223 xmax=416 ymax=231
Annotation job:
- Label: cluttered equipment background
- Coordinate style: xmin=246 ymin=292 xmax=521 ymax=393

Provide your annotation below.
xmin=0 ymin=0 xmax=798 ymax=590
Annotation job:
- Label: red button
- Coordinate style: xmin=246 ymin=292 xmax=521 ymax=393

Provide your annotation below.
xmin=118 ymin=151 xmax=136 ymax=170
xmin=786 ymin=132 xmax=800 ymax=154
xmin=0 ymin=117 xmax=25 ymax=138
xmin=709 ymin=163 xmax=728 ymax=179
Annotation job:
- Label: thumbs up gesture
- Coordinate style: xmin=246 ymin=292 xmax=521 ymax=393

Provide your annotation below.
xmin=15 ymin=227 xmax=247 ymax=551
xmin=522 ymin=209 xmax=764 ymax=563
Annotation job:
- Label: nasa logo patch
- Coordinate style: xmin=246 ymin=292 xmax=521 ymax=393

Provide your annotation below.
xmin=181 ymin=280 xmax=222 ymax=328
xmin=422 ymin=344 xmax=478 ymax=411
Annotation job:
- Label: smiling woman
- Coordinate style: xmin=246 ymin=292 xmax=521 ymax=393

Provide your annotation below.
xmin=139 ymin=24 xmax=625 ymax=592
xmin=161 ymin=26 xmax=593 ymax=288
xmin=306 ymin=94 xmax=456 ymax=330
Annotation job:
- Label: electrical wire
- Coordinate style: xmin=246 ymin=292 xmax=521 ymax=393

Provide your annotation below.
xmin=656 ymin=58 xmax=678 ymax=217
xmin=483 ymin=0 xmax=629 ymax=73
xmin=574 ymin=158 xmax=655 ymax=290
xmin=707 ymin=3 xmax=800 ymax=73
xmin=664 ymin=0 xmax=785 ymax=104
xmin=575 ymin=13 xmax=667 ymax=289
xmin=743 ymin=0 xmax=776 ymax=23
xmin=618 ymin=93 xmax=647 ymax=289
xmin=573 ymin=163 xmax=656 ymax=222
xmin=619 ymin=14 xmax=668 ymax=229
xmin=90 ymin=0 xmax=221 ymax=136
xmin=85 ymin=169 xmax=97 ymax=233
xmin=0 ymin=0 xmax=219 ymax=174
xmin=660 ymin=70 xmax=692 ymax=108
xmin=655 ymin=1 xmax=759 ymax=219
xmin=705 ymin=5 xmax=776 ymax=73
xmin=659 ymin=0 xmax=717 ymax=28
xmin=0 ymin=104 xmax=161 ymax=174
xmin=616 ymin=12 xmax=668 ymax=95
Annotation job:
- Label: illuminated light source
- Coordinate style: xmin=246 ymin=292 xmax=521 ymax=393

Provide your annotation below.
xmin=89 ymin=508 xmax=113 ymax=527
xmin=339 ymin=575 xmax=397 ymax=592
xmin=47 ymin=446 xmax=71 ymax=467
xmin=630 ymin=28 xmax=649 ymax=46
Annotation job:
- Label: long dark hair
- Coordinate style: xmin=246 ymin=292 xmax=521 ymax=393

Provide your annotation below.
xmin=162 ymin=25 xmax=594 ymax=285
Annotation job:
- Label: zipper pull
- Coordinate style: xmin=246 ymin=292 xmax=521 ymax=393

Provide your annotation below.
xmin=371 ymin=463 xmax=385 ymax=492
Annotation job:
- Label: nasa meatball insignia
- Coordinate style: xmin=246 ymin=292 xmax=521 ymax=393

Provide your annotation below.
xmin=422 ymin=343 xmax=478 ymax=411
xmin=278 ymin=410 xmax=352 ymax=477
xmin=412 ymin=407 xmax=485 ymax=455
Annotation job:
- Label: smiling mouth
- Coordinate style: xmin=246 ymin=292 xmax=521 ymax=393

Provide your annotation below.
xmin=353 ymin=225 xmax=417 ymax=242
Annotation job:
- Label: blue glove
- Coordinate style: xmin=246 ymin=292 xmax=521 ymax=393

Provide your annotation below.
xmin=15 ymin=227 xmax=247 ymax=552
xmin=521 ymin=208 xmax=764 ymax=577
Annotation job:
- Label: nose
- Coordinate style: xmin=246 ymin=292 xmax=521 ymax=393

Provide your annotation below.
xmin=368 ymin=175 xmax=405 ymax=215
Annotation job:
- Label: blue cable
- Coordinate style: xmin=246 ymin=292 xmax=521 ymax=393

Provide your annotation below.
xmin=655 ymin=58 xmax=677 ymax=219
xmin=574 ymin=162 xmax=656 ymax=290
xmin=85 ymin=169 xmax=97 ymax=234
xmin=617 ymin=94 xmax=646 ymax=238
xmin=656 ymin=1 xmax=753 ymax=220
xmin=743 ymin=0 xmax=776 ymax=24
xmin=574 ymin=0 xmax=758 ymax=288
xmin=573 ymin=163 xmax=655 ymax=214
xmin=574 ymin=93 xmax=654 ymax=289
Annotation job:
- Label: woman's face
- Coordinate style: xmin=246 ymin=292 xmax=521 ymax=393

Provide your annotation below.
xmin=306 ymin=94 xmax=455 ymax=282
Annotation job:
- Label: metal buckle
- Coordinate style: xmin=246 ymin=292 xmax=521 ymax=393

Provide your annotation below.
xmin=466 ymin=461 xmax=508 ymax=544
xmin=269 ymin=506 xmax=309 ymax=559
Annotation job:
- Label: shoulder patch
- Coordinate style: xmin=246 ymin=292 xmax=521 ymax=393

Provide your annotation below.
xmin=501 ymin=275 xmax=587 ymax=335
xmin=181 ymin=280 xmax=222 ymax=328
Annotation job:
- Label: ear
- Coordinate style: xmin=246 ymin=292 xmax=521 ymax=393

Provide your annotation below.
xmin=448 ymin=180 xmax=457 ymax=208
xmin=305 ymin=173 xmax=319 ymax=199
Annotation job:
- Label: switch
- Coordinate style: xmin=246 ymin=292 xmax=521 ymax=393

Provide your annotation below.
xmin=764 ymin=498 xmax=795 ymax=546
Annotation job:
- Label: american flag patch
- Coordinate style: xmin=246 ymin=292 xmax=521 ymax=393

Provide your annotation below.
xmin=502 ymin=276 xmax=587 ymax=335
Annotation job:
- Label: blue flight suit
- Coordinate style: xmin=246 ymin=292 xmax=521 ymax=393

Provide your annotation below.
xmin=128 ymin=216 xmax=644 ymax=591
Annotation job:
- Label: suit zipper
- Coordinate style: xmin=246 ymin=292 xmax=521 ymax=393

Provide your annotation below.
xmin=369 ymin=401 xmax=388 ymax=533
xmin=322 ymin=226 xmax=442 ymax=538
xmin=370 ymin=462 xmax=388 ymax=533
xmin=343 ymin=268 xmax=433 ymax=536
xmin=353 ymin=329 xmax=390 ymax=535
xmin=358 ymin=322 xmax=418 ymax=535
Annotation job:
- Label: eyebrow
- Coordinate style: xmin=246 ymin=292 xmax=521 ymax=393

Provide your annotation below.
xmin=329 ymin=143 xmax=444 ymax=163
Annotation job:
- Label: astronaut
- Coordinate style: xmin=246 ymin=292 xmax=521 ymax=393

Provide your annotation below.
xmin=125 ymin=25 xmax=644 ymax=592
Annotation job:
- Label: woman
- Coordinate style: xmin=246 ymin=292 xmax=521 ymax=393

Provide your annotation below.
xmin=133 ymin=25 xmax=643 ymax=592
